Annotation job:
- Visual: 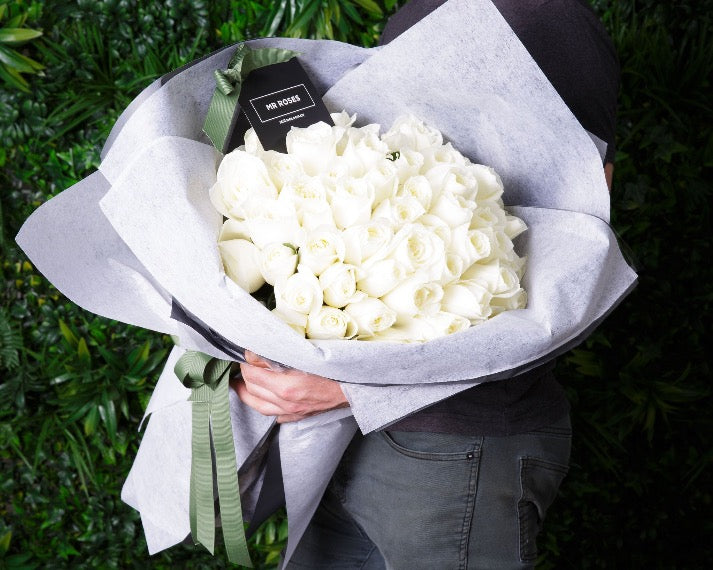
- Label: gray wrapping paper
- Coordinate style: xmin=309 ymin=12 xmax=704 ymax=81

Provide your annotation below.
xmin=16 ymin=0 xmax=637 ymax=563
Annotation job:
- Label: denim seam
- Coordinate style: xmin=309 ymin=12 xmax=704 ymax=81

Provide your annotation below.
xmin=458 ymin=444 xmax=482 ymax=569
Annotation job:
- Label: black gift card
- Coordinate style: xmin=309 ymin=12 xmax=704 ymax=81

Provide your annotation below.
xmin=225 ymin=58 xmax=334 ymax=154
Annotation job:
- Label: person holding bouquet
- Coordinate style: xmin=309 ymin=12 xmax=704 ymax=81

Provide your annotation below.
xmin=232 ymin=0 xmax=619 ymax=567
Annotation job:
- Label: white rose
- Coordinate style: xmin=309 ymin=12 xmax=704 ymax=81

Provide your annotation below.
xmin=504 ymin=214 xmax=528 ymax=239
xmin=442 ymin=252 xmax=465 ymax=285
xmin=259 ymin=242 xmax=298 ymax=286
xmin=319 ymin=263 xmax=365 ymax=308
xmin=372 ymin=197 xmax=426 ymax=228
xmin=274 ymin=265 xmax=323 ymax=316
xmin=272 ymin=305 xmax=307 ymax=333
xmin=461 ymin=261 xmax=502 ymax=291
xmin=397 ymin=311 xmax=472 ymax=341
xmin=396 ymin=175 xmax=433 ymax=211
xmin=211 ymin=149 xmax=277 ymax=218
xmin=468 ymin=163 xmax=504 ymax=202
xmin=421 ymin=142 xmax=468 ymax=170
xmin=218 ymin=239 xmax=265 ymax=293
xmin=330 ymin=110 xmax=357 ymax=129
xmin=425 ymin=164 xmax=478 ymax=200
xmin=428 ymin=191 xmax=475 ymax=228
xmin=243 ymin=128 xmax=264 ymax=156
xmin=381 ymin=276 xmax=443 ymax=321
xmin=278 ymin=176 xmax=332 ymax=231
xmin=442 ymin=281 xmax=493 ymax=323
xmin=356 ymin=258 xmax=407 ymax=298
xmin=331 ymin=178 xmax=374 ymax=230
xmin=364 ymin=160 xmax=399 ymax=205
xmin=218 ymin=218 xmax=250 ymax=242
xmin=419 ymin=214 xmax=452 ymax=246
xmin=469 ymin=204 xmax=507 ymax=230
xmin=342 ymin=219 xmax=395 ymax=266
xmin=391 ymin=149 xmax=425 ymax=182
xmin=341 ymin=128 xmax=390 ymax=177
xmin=479 ymin=227 xmax=515 ymax=263
xmin=449 ymin=225 xmax=491 ymax=267
xmin=299 ymin=226 xmax=346 ymax=276
xmin=389 ymin=224 xmax=447 ymax=281
xmin=242 ymin=197 xmax=304 ymax=250
xmin=491 ymin=287 xmax=527 ymax=315
xmin=306 ymin=306 xmax=358 ymax=340
xmin=344 ymin=298 xmax=397 ymax=337
xmin=263 ymin=151 xmax=305 ymax=189
xmin=382 ymin=114 xmax=443 ymax=151
xmin=286 ymin=121 xmax=338 ymax=176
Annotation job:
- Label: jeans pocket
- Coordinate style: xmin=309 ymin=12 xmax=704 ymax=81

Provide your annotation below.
xmin=381 ymin=430 xmax=482 ymax=461
xmin=518 ymin=456 xmax=569 ymax=563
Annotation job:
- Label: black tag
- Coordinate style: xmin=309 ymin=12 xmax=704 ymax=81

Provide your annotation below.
xmin=225 ymin=58 xmax=334 ymax=154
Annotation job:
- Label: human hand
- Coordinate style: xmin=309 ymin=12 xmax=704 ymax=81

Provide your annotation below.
xmin=232 ymin=351 xmax=350 ymax=423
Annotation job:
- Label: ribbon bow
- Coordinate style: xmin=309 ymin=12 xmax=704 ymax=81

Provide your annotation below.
xmin=203 ymin=44 xmax=300 ymax=152
xmin=175 ymin=351 xmax=252 ymax=567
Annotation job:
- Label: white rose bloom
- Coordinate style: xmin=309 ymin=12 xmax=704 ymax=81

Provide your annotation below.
xmin=243 ymin=128 xmax=264 ymax=156
xmin=356 ymin=258 xmax=407 ymax=298
xmin=480 ymin=227 xmax=515 ymax=263
xmin=381 ymin=276 xmax=443 ymax=321
xmin=299 ymin=226 xmax=346 ymax=276
xmin=259 ymin=242 xmax=298 ymax=286
xmin=319 ymin=263 xmax=365 ymax=308
xmin=306 ymin=306 xmax=358 ymax=340
xmin=469 ymin=204 xmax=506 ymax=230
xmin=342 ymin=219 xmax=394 ymax=266
xmin=504 ymin=214 xmax=528 ymax=239
xmin=373 ymin=197 xmax=426 ymax=228
xmin=442 ymin=281 xmax=493 ymax=323
xmin=274 ymin=265 xmax=323 ymax=316
xmin=242 ymin=197 xmax=304 ymax=250
xmin=461 ymin=261 xmax=502 ymax=292
xmin=442 ymin=252 xmax=465 ymax=285
xmin=425 ymin=164 xmax=478 ymax=200
xmin=218 ymin=239 xmax=265 ymax=293
xmin=331 ymin=178 xmax=374 ymax=230
xmin=210 ymin=150 xmax=278 ymax=218
xmin=421 ymin=142 xmax=468 ymax=170
xmin=450 ymin=225 xmax=492 ymax=267
xmin=218 ymin=218 xmax=250 ymax=242
xmin=330 ymin=110 xmax=357 ymax=129
xmin=272 ymin=305 xmax=307 ymax=333
xmin=319 ymin=156 xmax=350 ymax=189
xmin=392 ymin=149 xmax=425 ymax=181
xmin=402 ymin=311 xmax=472 ymax=341
xmin=382 ymin=114 xmax=443 ymax=151
xmin=364 ymin=160 xmax=399 ymax=205
xmin=341 ymin=129 xmax=390 ymax=177
xmin=278 ymin=176 xmax=333 ymax=231
xmin=396 ymin=175 xmax=433 ymax=211
xmin=389 ymin=224 xmax=447 ymax=281
xmin=263 ymin=151 xmax=305 ymax=189
xmin=344 ymin=298 xmax=397 ymax=337
xmin=419 ymin=214 xmax=452 ymax=246
xmin=286 ymin=121 xmax=338 ymax=176
xmin=491 ymin=287 xmax=527 ymax=315
xmin=468 ymin=163 xmax=504 ymax=202
xmin=429 ymin=191 xmax=475 ymax=228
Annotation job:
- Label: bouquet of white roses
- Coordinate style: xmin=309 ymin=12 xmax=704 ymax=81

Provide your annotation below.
xmin=213 ymin=113 xmax=527 ymax=342
xmin=15 ymin=0 xmax=638 ymax=564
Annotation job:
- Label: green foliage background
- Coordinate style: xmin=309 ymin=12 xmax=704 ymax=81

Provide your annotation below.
xmin=1 ymin=0 xmax=710 ymax=567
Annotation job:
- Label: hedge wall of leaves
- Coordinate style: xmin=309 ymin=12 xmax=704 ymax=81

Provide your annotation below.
xmin=1 ymin=0 xmax=710 ymax=567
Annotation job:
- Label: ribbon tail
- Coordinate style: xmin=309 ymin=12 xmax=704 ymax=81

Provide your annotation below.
xmin=190 ymin=390 xmax=217 ymax=554
xmin=203 ymin=90 xmax=240 ymax=153
xmin=212 ymin=376 xmax=252 ymax=567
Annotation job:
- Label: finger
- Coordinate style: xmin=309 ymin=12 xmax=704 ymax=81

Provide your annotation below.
xmin=234 ymin=379 xmax=290 ymax=417
xmin=244 ymin=350 xmax=271 ymax=368
xmin=277 ymin=413 xmax=312 ymax=424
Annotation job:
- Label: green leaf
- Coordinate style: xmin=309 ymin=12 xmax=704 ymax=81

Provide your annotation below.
xmin=0 ymin=44 xmax=43 ymax=72
xmin=0 ymin=529 xmax=11 ymax=554
xmin=58 ymin=319 xmax=79 ymax=348
xmin=76 ymin=337 xmax=91 ymax=365
xmin=0 ymin=27 xmax=42 ymax=44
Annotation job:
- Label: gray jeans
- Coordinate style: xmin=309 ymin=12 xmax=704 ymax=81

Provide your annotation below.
xmin=286 ymin=414 xmax=571 ymax=570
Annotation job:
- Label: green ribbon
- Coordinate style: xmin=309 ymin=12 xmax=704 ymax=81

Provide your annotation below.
xmin=203 ymin=44 xmax=300 ymax=153
xmin=175 ymin=351 xmax=252 ymax=567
